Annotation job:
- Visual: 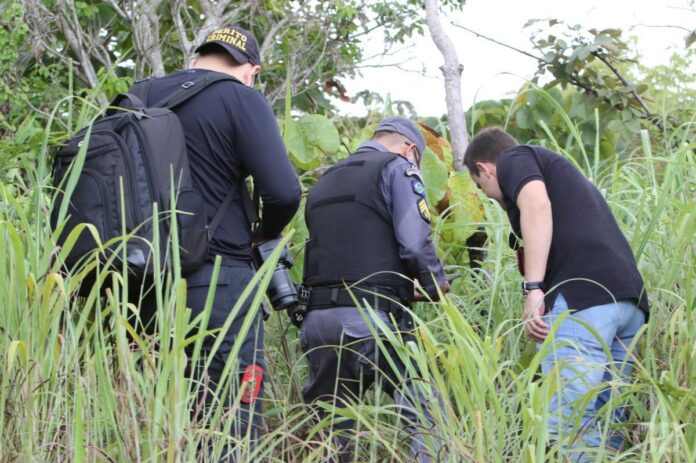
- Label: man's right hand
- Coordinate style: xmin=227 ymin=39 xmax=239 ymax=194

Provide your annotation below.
xmin=413 ymin=280 xmax=450 ymax=301
xmin=523 ymin=289 xmax=549 ymax=342
xmin=441 ymin=280 xmax=451 ymax=294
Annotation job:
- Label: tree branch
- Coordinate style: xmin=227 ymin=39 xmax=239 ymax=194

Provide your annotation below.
xmin=53 ymin=0 xmax=107 ymax=104
xmin=134 ymin=0 xmax=165 ymax=77
xmin=452 ymin=23 xmax=545 ymax=62
xmin=424 ymin=0 xmax=468 ymax=171
xmin=171 ymin=0 xmax=194 ymax=65
xmin=592 ymin=52 xmax=653 ymax=117
xmin=260 ymin=16 xmax=290 ymax=60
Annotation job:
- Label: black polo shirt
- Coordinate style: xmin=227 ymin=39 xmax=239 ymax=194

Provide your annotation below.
xmin=143 ymin=69 xmax=301 ymax=260
xmin=497 ymin=145 xmax=649 ymax=313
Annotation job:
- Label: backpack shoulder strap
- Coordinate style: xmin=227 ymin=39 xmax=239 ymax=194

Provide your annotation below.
xmin=206 ymin=182 xmax=259 ymax=241
xmin=129 ymin=78 xmax=154 ymax=105
xmin=154 ymin=72 xmax=240 ymax=109
xmin=106 ymin=93 xmax=146 ymax=116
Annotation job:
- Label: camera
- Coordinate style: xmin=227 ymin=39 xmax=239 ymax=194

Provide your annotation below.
xmin=253 ymin=238 xmax=298 ymax=311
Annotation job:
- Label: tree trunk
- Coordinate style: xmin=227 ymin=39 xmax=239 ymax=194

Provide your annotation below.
xmin=424 ymin=0 xmax=468 ymax=171
xmin=133 ymin=0 xmax=165 ymax=78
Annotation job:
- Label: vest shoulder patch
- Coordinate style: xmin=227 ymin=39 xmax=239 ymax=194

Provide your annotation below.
xmin=411 ymin=179 xmax=426 ymax=197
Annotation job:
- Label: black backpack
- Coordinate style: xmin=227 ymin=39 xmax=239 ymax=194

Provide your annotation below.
xmin=51 ymin=72 xmax=237 ymax=280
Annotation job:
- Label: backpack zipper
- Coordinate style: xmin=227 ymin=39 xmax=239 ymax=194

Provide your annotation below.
xmin=80 ymin=169 xmax=114 ymax=241
xmin=94 ymin=130 xmax=143 ymax=228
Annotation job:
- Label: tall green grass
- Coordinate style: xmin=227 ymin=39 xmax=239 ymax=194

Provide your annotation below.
xmin=0 ymin=92 xmax=694 ymax=462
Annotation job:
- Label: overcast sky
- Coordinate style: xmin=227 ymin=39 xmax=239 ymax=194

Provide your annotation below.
xmin=335 ymin=0 xmax=695 ymax=117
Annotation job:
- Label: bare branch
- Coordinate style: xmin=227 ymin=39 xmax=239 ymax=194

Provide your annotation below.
xmin=105 ymin=0 xmax=129 ymax=20
xmin=260 ymin=16 xmax=291 ymax=59
xmin=452 ymin=23 xmax=545 ymax=62
xmin=220 ymin=2 xmax=251 ymax=25
xmin=133 ymin=0 xmax=165 ymax=77
xmin=633 ymin=23 xmax=693 ymax=33
xmin=171 ymin=0 xmax=194 ymax=65
xmin=424 ymin=0 xmax=468 ymax=171
xmin=50 ymin=0 xmax=107 ymax=104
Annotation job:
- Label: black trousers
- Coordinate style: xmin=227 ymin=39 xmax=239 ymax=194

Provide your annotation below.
xmin=134 ymin=259 xmax=266 ymax=459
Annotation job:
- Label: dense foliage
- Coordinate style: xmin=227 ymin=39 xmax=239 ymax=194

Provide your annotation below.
xmin=0 ymin=1 xmax=694 ymax=462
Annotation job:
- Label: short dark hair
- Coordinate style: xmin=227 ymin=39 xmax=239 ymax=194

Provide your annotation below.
xmin=464 ymin=127 xmax=518 ymax=174
xmin=373 ymin=130 xmax=410 ymax=146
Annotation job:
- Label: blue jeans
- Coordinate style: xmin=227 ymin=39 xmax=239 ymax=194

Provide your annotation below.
xmin=539 ymin=294 xmax=645 ymax=462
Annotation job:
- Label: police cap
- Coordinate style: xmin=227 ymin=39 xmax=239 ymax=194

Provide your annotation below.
xmin=195 ymin=25 xmax=261 ymax=66
xmin=374 ymin=116 xmax=426 ymax=156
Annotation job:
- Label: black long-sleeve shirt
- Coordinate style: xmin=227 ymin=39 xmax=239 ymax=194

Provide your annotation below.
xmin=144 ymin=68 xmax=301 ymax=260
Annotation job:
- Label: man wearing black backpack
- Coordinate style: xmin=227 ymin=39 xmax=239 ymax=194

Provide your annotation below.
xmin=133 ymin=26 xmax=300 ymax=452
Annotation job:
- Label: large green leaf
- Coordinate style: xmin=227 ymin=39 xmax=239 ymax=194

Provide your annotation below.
xmin=299 ymin=114 xmax=340 ymax=153
xmin=284 ymin=114 xmax=340 ymax=169
xmin=447 ymin=172 xmax=485 ymax=242
xmin=420 ymin=148 xmax=448 ymax=207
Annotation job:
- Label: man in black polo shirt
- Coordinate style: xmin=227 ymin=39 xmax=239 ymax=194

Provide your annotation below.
xmin=464 ymin=127 xmax=647 ymax=461
xmin=133 ymin=25 xmax=301 ymax=456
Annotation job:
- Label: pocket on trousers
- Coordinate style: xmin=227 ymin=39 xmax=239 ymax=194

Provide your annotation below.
xmin=542 ymin=293 xmax=569 ymax=334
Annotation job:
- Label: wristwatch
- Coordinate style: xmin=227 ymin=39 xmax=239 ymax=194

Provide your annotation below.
xmin=522 ymin=280 xmax=546 ymax=295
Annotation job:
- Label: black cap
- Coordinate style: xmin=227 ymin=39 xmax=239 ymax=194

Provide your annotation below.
xmin=374 ymin=116 xmax=426 ymax=156
xmin=195 ymin=26 xmax=261 ymax=66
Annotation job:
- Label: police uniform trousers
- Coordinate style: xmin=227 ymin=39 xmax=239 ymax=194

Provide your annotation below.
xmin=136 ymin=259 xmax=265 ymax=458
xmin=300 ymin=306 xmax=444 ymax=463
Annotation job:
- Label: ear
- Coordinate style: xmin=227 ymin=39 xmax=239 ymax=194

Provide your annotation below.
xmin=476 ymin=162 xmax=490 ymax=176
xmin=404 ymin=146 xmax=418 ymax=165
xmin=243 ymin=64 xmax=261 ymax=86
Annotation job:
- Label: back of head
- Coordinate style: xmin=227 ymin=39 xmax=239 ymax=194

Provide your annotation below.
xmin=464 ymin=127 xmax=518 ymax=174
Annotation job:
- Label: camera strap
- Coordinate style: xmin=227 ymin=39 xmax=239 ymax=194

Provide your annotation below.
xmin=240 ymin=182 xmax=260 ymax=231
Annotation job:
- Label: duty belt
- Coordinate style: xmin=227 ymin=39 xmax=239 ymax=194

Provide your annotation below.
xmin=305 ymin=285 xmax=405 ymax=314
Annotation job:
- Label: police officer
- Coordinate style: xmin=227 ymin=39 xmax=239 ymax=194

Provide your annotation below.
xmin=133 ymin=25 xmax=301 ymax=456
xmin=299 ymin=116 xmax=450 ymax=463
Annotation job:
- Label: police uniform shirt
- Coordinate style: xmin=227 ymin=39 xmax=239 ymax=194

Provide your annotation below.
xmin=143 ymin=69 xmax=301 ymax=260
xmin=362 ymin=141 xmax=447 ymax=297
xmin=303 ymin=141 xmax=447 ymax=339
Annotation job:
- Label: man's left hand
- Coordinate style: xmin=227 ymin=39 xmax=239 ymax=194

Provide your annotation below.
xmin=523 ymin=289 xmax=549 ymax=342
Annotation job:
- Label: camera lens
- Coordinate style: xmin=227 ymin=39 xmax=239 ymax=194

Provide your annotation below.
xmin=266 ymin=264 xmax=298 ymax=310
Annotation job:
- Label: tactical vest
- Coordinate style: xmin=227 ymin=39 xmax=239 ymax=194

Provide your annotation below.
xmin=303 ymin=149 xmax=412 ymax=304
